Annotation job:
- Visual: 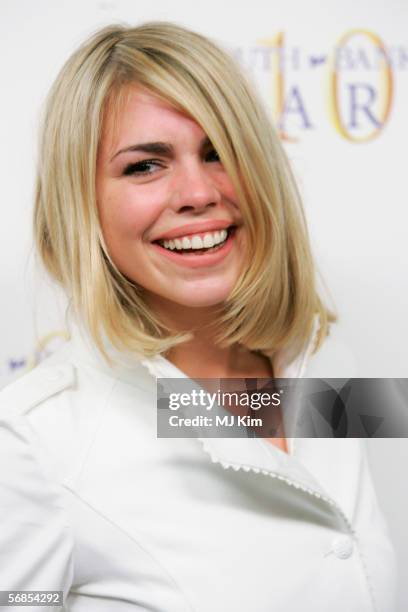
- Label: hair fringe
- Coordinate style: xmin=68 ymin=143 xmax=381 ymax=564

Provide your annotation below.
xmin=33 ymin=21 xmax=336 ymax=370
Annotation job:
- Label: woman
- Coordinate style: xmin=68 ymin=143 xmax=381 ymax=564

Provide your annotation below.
xmin=0 ymin=21 xmax=396 ymax=611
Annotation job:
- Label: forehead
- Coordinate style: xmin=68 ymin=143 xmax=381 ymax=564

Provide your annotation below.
xmin=100 ymin=85 xmax=204 ymax=156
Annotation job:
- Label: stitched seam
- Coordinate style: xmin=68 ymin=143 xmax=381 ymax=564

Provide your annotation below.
xmin=197 ymin=437 xmax=355 ymax=534
xmin=1 ymin=413 xmax=75 ymax=594
xmin=63 ymin=376 xmax=118 ymax=489
xmin=352 ymin=537 xmax=379 ymax=612
xmin=69 ymin=354 xmax=153 ymax=393
xmin=0 ymin=366 xmax=75 ymax=417
xmin=62 ymin=486 xmax=196 ymax=612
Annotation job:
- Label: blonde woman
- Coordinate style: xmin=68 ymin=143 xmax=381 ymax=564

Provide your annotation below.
xmin=0 ymin=22 xmax=396 ymax=612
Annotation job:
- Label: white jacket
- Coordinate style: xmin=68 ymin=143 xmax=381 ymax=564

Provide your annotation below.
xmin=0 ymin=319 xmax=397 ymax=612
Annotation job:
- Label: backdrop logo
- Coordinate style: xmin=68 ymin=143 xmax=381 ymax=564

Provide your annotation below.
xmin=233 ymin=29 xmax=406 ymax=142
xmin=6 ymin=330 xmax=69 ymax=377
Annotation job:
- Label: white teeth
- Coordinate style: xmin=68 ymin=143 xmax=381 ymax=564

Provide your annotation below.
xmin=161 ymin=228 xmax=229 ymax=251
xmin=191 ymin=235 xmax=203 ymax=249
xmin=215 ymin=229 xmax=228 ymax=244
xmin=202 ymin=233 xmax=214 ymax=248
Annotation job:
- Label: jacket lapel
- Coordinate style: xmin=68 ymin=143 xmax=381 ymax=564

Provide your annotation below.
xmin=69 ymin=316 xmax=339 ymax=506
xmin=140 ymin=316 xmax=340 ymax=503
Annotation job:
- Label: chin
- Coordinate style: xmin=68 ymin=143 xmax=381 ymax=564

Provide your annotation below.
xmin=174 ymin=279 xmax=237 ymax=307
xmin=171 ymin=292 xmax=231 ymax=308
xmin=144 ymin=277 xmax=238 ymax=312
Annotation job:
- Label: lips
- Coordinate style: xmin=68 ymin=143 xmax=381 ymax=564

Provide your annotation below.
xmin=150 ymin=224 xmax=237 ymax=268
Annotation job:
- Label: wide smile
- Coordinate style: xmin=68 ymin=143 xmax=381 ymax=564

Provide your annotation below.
xmin=150 ymin=225 xmax=238 ymax=268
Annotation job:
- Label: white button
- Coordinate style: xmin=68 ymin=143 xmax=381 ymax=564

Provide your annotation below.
xmin=332 ymin=535 xmax=354 ymax=559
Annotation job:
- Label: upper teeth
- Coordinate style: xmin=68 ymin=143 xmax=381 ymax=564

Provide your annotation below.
xmin=160 ymin=229 xmax=228 ymax=251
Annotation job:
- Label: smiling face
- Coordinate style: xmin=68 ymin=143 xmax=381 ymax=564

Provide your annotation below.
xmin=96 ymin=86 xmax=246 ymax=321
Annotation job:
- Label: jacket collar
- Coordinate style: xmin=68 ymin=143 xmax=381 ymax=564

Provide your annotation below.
xmin=67 ymin=315 xmax=329 ymax=498
xmin=68 ymin=314 xmax=320 ymax=381
xmin=138 ymin=317 xmax=327 ymax=496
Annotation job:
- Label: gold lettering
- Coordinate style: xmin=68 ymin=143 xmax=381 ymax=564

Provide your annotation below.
xmin=328 ymin=29 xmax=393 ymax=142
xmin=258 ymin=33 xmax=297 ymax=142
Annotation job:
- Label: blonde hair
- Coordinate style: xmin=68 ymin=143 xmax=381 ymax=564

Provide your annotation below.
xmin=33 ymin=21 xmax=335 ymax=367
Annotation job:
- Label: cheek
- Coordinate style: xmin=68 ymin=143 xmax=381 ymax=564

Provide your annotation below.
xmin=217 ymin=173 xmax=239 ymax=205
xmin=98 ymin=185 xmax=160 ymax=244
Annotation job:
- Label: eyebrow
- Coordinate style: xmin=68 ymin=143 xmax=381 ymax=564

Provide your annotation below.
xmin=110 ymin=136 xmax=212 ymax=162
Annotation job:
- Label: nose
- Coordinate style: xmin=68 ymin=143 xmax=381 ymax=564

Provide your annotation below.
xmin=168 ymin=159 xmax=222 ymax=213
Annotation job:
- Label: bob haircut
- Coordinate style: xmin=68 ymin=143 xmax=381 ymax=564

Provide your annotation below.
xmin=33 ymin=21 xmax=335 ymax=367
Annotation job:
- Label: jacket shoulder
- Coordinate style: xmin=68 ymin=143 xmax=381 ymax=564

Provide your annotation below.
xmin=0 ymin=342 xmax=116 ymax=485
xmin=0 ymin=360 xmax=76 ymax=419
xmin=0 ymin=351 xmax=75 ymax=595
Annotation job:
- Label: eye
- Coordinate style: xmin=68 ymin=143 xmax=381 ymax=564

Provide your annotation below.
xmin=205 ymin=148 xmax=221 ymax=163
xmin=123 ymin=160 xmax=164 ymax=176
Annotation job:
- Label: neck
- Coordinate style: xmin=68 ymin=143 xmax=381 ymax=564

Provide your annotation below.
xmin=145 ymin=295 xmax=272 ymax=378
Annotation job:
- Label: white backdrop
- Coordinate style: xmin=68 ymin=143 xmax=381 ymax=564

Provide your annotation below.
xmin=0 ymin=0 xmax=407 ymax=608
